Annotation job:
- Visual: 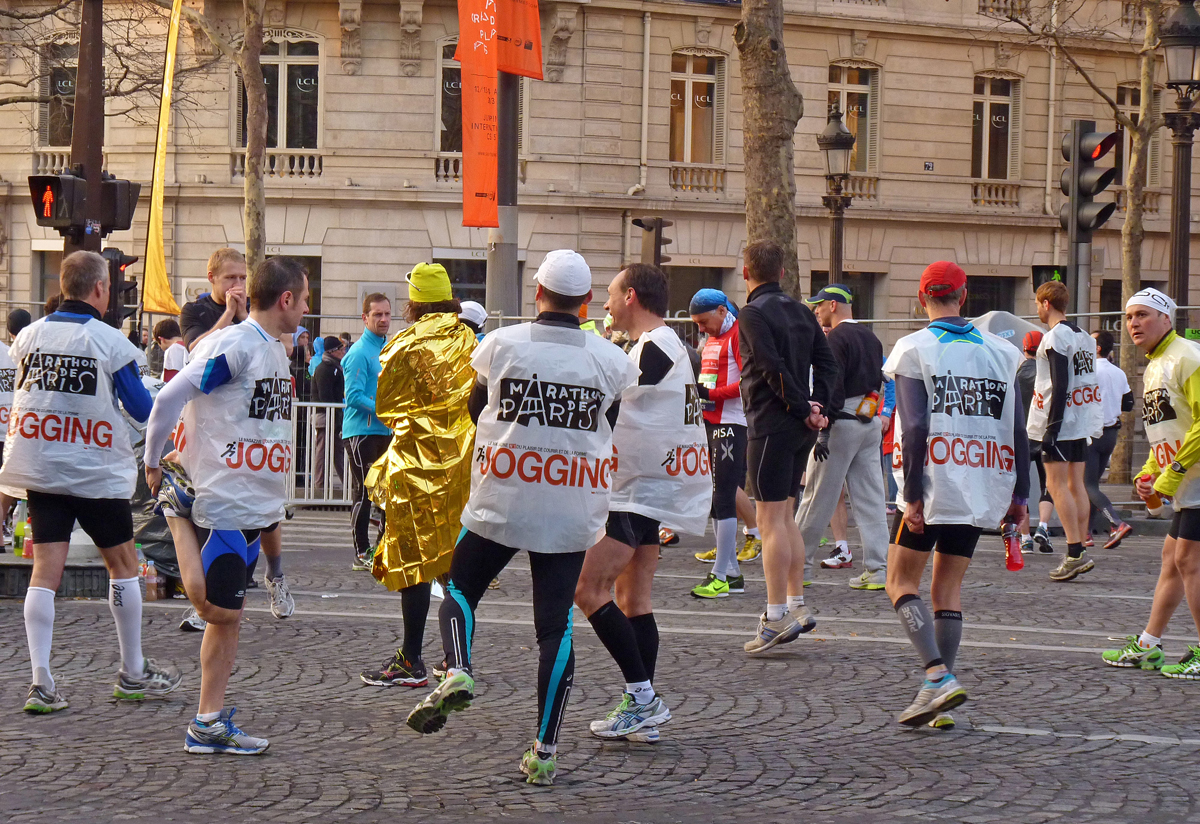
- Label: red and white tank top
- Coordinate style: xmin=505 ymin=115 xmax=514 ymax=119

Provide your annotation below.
xmin=699 ymin=321 xmax=745 ymax=426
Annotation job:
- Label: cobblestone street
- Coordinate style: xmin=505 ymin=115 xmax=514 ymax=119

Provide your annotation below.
xmin=2 ymin=511 xmax=1199 ymax=823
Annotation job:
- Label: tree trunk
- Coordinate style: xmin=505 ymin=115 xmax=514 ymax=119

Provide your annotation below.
xmin=735 ymin=0 xmax=803 ymax=296
xmin=239 ymin=0 xmax=268 ymax=271
xmin=1110 ymin=9 xmax=1159 ymax=484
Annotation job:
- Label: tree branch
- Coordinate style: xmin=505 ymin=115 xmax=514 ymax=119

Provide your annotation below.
xmin=147 ymin=0 xmax=238 ymax=64
xmin=0 ymin=0 xmax=76 ymax=20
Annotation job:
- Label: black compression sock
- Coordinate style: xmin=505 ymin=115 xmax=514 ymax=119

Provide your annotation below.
xmin=1067 ymin=542 xmax=1084 ymax=559
xmin=587 ymin=601 xmax=648 ymax=684
xmin=629 ymin=612 xmax=659 ymax=683
xmin=400 ymin=582 xmax=432 ymax=662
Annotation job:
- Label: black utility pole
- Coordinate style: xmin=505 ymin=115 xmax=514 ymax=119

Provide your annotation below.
xmin=485 ymin=71 xmax=521 ymax=325
xmin=66 ymin=0 xmax=106 ymax=254
xmin=822 ymin=179 xmax=852 ymax=283
xmin=1166 ymin=100 xmax=1200 ymax=332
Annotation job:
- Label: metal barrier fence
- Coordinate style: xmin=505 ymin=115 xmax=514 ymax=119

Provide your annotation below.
xmin=287 ymin=401 xmax=353 ymax=506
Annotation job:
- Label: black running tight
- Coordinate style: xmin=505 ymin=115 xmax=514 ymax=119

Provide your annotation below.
xmin=439 ymin=530 xmax=585 ymax=748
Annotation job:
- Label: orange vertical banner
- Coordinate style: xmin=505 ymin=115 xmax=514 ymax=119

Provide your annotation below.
xmin=456 ymin=0 xmax=499 ymax=227
xmin=497 ymin=0 xmax=543 ymax=80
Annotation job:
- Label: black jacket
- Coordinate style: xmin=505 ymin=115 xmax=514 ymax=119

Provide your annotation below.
xmin=826 ymin=320 xmax=883 ymax=418
xmin=738 ymin=282 xmax=839 ymax=437
xmin=312 ymin=354 xmax=344 ymax=405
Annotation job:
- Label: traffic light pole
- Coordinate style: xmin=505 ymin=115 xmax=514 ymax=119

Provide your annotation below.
xmin=821 ymin=176 xmax=852 ymax=283
xmin=66 ymin=0 xmax=105 ymax=255
xmin=485 ymin=71 xmax=521 ymax=326
xmin=1064 ymin=121 xmax=1083 ymax=314
xmin=1166 ymin=99 xmax=1200 ymax=333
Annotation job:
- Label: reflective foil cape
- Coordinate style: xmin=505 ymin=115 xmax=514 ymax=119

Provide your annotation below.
xmin=366 ymin=313 xmax=477 ymax=590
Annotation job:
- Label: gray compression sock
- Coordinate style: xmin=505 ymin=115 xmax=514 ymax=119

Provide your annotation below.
xmin=934 ymin=610 xmax=963 ymax=673
xmin=893 ymin=594 xmax=943 ymax=670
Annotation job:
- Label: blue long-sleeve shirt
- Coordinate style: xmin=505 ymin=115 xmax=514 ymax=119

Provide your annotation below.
xmin=882 ymin=355 xmax=895 ymax=419
xmin=341 ymin=328 xmax=389 ymax=437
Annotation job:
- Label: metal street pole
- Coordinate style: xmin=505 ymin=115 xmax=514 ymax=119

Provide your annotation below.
xmin=66 ymin=0 xmax=105 ymax=254
xmin=1166 ymin=97 xmax=1200 ymax=333
xmin=485 ymin=71 xmax=520 ymax=328
xmin=821 ymin=177 xmax=851 ymax=282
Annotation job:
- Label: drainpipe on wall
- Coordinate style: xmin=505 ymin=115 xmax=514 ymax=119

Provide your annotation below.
xmin=627 ymin=12 xmax=651 ymax=196
xmin=1045 ymin=1 xmax=1061 ymax=264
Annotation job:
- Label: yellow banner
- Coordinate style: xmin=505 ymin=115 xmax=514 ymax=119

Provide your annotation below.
xmin=142 ymin=0 xmax=183 ymax=315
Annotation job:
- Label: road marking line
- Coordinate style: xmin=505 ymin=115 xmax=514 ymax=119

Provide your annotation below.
xmin=979 ymin=726 xmax=1200 ymax=746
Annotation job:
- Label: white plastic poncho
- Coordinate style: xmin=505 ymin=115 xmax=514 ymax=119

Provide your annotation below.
xmin=179 ymin=319 xmax=292 ymax=530
xmin=884 ymin=322 xmax=1022 ymax=528
xmin=461 ymin=322 xmax=639 ymax=554
xmin=0 ymin=340 xmax=14 ymax=444
xmin=609 ymin=325 xmax=712 ymax=535
xmin=1026 ymin=321 xmax=1103 ymax=443
xmin=0 ymin=314 xmax=142 ymax=499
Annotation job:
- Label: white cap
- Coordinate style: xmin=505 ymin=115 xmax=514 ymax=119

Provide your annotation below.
xmin=458 ymin=300 xmax=488 ymax=329
xmin=534 ymin=250 xmax=592 ymax=297
xmin=1126 ymin=287 xmax=1176 ymax=318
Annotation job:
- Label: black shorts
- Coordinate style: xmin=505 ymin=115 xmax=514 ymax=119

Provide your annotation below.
xmin=747 ymin=427 xmax=817 ymax=503
xmin=1038 ymin=438 xmax=1088 ymax=464
xmin=27 ymin=491 xmax=134 ymax=549
xmin=1169 ymin=508 xmax=1200 ymax=542
xmin=707 ymin=422 xmax=747 ymax=520
xmin=605 ymin=510 xmax=661 ymax=550
xmin=194 ymin=522 xmax=278 ymax=610
xmin=891 ymin=510 xmax=982 ymax=559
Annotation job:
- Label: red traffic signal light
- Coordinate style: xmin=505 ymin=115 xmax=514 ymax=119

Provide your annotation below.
xmin=28 ymin=174 xmax=85 ymax=230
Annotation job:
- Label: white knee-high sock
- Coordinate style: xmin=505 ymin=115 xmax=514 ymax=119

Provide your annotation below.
xmin=108 ymin=577 xmax=144 ymax=676
xmin=714 ymin=518 xmax=740 ymax=579
xmin=24 ymin=586 xmax=56 ymax=689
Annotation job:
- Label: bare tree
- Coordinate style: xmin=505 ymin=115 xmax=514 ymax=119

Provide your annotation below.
xmin=735 ymin=0 xmax=804 ymax=295
xmin=1009 ymin=1 xmax=1165 ymax=482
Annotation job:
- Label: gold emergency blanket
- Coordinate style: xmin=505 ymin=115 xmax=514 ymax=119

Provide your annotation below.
xmin=366 ymin=313 xmax=477 ymax=590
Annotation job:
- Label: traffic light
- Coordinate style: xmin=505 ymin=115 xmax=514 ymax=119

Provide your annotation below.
xmin=102 ymin=248 xmax=139 ymax=329
xmin=101 ymin=176 xmax=141 ymax=234
xmin=632 ymin=216 xmax=673 ymax=267
xmin=28 ymin=174 xmax=86 ymax=231
xmin=1031 ymin=264 xmax=1066 ymax=291
xmin=1059 ymin=121 xmax=1118 ymax=241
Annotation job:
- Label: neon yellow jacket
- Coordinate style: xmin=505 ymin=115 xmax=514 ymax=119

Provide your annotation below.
xmin=1140 ymin=331 xmax=1200 ymax=504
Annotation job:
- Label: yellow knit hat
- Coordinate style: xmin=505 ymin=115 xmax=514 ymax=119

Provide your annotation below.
xmin=405 ymin=262 xmax=453 ymax=302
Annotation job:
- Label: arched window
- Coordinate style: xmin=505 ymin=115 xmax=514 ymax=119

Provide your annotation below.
xmin=435 ymin=39 xmax=526 ymax=181
xmin=827 ymin=63 xmax=880 ymax=174
xmin=1115 ymin=84 xmax=1162 ymax=188
xmin=971 ymin=74 xmax=1021 ymax=180
xmin=235 ymin=31 xmax=322 ymax=150
xmin=38 ymin=34 xmax=79 ymax=149
xmin=670 ymin=50 xmax=725 ymax=165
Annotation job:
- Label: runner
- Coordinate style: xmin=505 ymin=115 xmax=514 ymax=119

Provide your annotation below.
xmin=343 ymin=292 xmax=393 ymax=571
xmin=575 ymin=264 xmax=710 ymax=744
xmin=144 ymin=256 xmax=308 ymax=754
xmin=1088 ymin=329 xmax=1135 ymax=548
xmin=1016 ymin=331 xmax=1056 ymax=554
xmin=1101 ymin=289 xmax=1200 ymax=678
xmin=1 ymin=251 xmax=182 ymax=713
xmin=0 ymin=311 xmax=17 ymax=546
xmin=405 ymin=250 xmax=638 ymax=786
xmin=883 ymin=260 xmax=1028 ymax=727
xmin=154 ymin=319 xmax=187 ymax=382
xmin=359 ymin=264 xmax=475 ymax=689
xmin=687 ymin=288 xmax=751 ymax=598
xmin=797 ymin=283 xmax=891 ymax=591
xmin=1027 ymin=280 xmax=1103 ymax=581
xmin=737 ymin=240 xmax=837 ymax=652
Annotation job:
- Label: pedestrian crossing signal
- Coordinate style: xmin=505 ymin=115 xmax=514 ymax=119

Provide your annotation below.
xmin=28 ymin=174 xmax=85 ymax=230
xmin=1031 ymin=264 xmax=1067 ymax=291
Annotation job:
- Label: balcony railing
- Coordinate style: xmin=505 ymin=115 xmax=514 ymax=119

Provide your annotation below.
xmin=231 ymin=149 xmax=323 ymax=180
xmin=971 ymin=180 xmax=1021 ymax=208
xmin=830 ymin=174 xmax=879 ymax=201
xmin=34 ymin=148 xmax=108 ymax=175
xmin=978 ymin=0 xmax=1029 ymax=16
xmin=435 ymin=154 xmax=527 ymax=184
xmin=1115 ymin=189 xmax=1161 ymax=215
xmin=669 ymin=164 xmax=726 ymax=193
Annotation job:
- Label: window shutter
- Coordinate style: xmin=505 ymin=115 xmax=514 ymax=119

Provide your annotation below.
xmin=517 ymin=78 xmax=526 ymax=155
xmin=714 ymin=58 xmax=727 ymax=165
xmin=38 ymin=54 xmax=50 ymax=147
xmin=867 ymin=68 xmax=880 ymax=173
xmin=1150 ymin=88 xmax=1162 ymax=188
xmin=1007 ymin=79 xmax=1022 ymax=180
xmin=235 ymin=73 xmax=246 ymax=148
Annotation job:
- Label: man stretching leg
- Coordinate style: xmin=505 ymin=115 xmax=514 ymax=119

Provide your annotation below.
xmin=146 ymin=257 xmax=308 ymax=754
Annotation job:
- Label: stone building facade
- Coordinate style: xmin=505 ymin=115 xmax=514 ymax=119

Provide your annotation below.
xmin=0 ymin=0 xmax=1193 ymax=344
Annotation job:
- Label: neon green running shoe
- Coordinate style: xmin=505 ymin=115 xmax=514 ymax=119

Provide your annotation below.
xmin=519 ymin=748 xmax=557 ymax=786
xmin=819 ymin=536 xmax=829 ymax=547
xmin=928 ymin=712 xmax=955 ymax=730
xmin=1162 ymin=645 xmax=1200 ymax=680
xmin=1101 ymin=636 xmax=1165 ymax=670
xmin=694 ymin=547 xmax=717 ymax=563
xmin=407 ymin=670 xmax=475 ymax=734
xmin=691 ymin=572 xmax=730 ymax=599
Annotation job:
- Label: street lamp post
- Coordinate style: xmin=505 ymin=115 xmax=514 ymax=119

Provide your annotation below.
xmin=817 ymin=105 xmax=856 ymax=283
xmin=1161 ymin=0 xmax=1200 ymax=331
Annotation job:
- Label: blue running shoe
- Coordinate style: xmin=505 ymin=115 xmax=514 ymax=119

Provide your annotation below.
xmin=184 ymin=708 xmax=269 ymax=755
xmin=156 ymin=458 xmax=195 ymax=518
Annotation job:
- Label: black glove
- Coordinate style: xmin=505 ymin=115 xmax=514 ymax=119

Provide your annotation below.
xmin=695 ymin=384 xmax=710 ymax=401
xmin=813 ymin=429 xmax=831 ymax=462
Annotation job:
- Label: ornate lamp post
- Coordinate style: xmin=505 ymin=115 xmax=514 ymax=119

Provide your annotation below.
xmin=1161 ymin=0 xmax=1200 ymax=330
xmin=816 ymin=104 xmax=856 ymax=283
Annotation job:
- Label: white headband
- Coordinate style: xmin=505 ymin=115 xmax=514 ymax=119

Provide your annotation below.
xmin=1126 ymin=287 xmax=1176 ymax=318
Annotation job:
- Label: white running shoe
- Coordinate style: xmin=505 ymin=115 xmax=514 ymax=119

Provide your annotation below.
xmin=179 ymin=607 xmax=207 ymax=632
xmin=899 ymin=674 xmax=967 ymax=727
xmin=589 ymin=693 xmax=671 ymax=739
xmin=266 ymin=575 xmax=295 ymax=619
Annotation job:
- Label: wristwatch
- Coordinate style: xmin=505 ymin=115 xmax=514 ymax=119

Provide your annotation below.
xmin=1171 ymin=461 xmax=1187 ymax=475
